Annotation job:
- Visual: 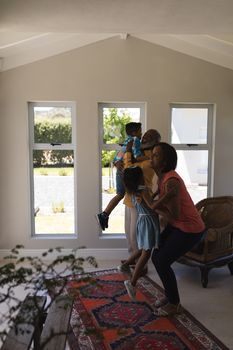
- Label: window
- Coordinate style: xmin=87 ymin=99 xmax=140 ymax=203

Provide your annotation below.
xmin=170 ymin=104 xmax=214 ymax=203
xmin=98 ymin=102 xmax=146 ymax=234
xmin=28 ymin=102 xmax=77 ymax=236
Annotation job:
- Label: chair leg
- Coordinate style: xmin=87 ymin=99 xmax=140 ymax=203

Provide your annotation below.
xmin=200 ymin=266 xmax=210 ymax=288
xmin=228 ymin=261 xmax=233 ymax=275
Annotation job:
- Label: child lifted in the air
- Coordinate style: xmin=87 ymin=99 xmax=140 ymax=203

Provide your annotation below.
xmin=96 ymin=122 xmax=149 ymax=230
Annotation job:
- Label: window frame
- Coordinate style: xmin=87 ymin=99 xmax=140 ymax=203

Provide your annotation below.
xmin=28 ymin=101 xmax=77 ymax=238
xmin=169 ymin=103 xmax=214 ymax=198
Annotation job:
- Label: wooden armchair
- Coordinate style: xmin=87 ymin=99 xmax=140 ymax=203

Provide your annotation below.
xmin=178 ymin=196 xmax=233 ymax=287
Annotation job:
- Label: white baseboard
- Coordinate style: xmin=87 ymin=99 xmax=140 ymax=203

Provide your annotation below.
xmin=0 ymin=248 xmax=129 ymax=261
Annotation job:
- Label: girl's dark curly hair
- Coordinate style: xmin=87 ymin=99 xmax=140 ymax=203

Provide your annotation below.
xmin=123 ymin=166 xmax=144 ymax=194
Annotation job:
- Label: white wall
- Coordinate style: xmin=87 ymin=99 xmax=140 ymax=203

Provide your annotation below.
xmin=0 ymin=36 xmax=233 ymax=250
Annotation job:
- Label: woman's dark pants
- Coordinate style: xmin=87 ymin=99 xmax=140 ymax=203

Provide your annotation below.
xmin=152 ymin=225 xmax=205 ymax=305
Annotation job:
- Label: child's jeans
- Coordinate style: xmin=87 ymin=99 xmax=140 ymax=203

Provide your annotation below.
xmin=116 ymin=169 xmax=125 ymax=196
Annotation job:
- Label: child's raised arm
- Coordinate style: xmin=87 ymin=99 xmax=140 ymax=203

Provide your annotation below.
xmin=142 ymin=178 xmax=180 ymax=221
xmin=141 ymin=188 xmax=156 ymax=209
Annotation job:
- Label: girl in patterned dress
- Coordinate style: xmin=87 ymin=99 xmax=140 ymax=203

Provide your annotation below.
xmin=118 ymin=166 xmax=160 ymax=300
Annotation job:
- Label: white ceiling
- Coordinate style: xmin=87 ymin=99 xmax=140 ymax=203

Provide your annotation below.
xmin=1 ymin=0 xmax=233 ymax=71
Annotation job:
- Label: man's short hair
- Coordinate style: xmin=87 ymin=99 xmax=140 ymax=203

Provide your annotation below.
xmin=125 ymin=122 xmax=142 ymax=135
xmin=141 ymin=129 xmax=161 ymax=150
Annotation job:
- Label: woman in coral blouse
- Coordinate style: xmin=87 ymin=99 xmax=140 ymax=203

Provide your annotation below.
xmin=143 ymin=142 xmax=206 ymax=316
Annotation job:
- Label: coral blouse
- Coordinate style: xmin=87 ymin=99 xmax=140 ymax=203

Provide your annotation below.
xmin=159 ymin=170 xmax=205 ymax=233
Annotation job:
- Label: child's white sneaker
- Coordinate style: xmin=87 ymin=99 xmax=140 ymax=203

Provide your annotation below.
xmin=124 ymin=280 xmax=136 ymax=300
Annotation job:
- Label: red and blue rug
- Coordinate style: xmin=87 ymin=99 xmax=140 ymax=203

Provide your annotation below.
xmin=66 ymin=269 xmax=229 ymax=350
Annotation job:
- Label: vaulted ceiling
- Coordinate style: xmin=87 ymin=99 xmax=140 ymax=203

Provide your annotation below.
xmin=1 ymin=0 xmax=233 ymax=71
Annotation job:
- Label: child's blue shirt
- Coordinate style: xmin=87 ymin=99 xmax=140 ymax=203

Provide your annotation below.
xmin=114 ymin=136 xmax=142 ymax=162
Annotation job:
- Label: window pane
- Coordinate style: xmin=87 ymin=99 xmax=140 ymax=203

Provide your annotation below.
xmin=103 ymin=108 xmax=140 ymax=144
xmin=34 ymin=107 xmax=72 ymax=144
xmin=171 ymin=108 xmax=208 ymax=144
xmin=33 ymin=150 xmax=74 ymax=234
xmin=101 ymin=150 xmax=124 ymax=234
xmin=176 ymin=150 xmax=208 ymax=204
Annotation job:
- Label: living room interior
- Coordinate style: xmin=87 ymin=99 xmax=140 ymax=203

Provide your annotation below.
xmin=0 ymin=1 xmax=233 ymax=348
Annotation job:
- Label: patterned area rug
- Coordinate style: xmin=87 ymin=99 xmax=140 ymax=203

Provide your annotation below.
xmin=66 ymin=269 xmax=229 ymax=350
